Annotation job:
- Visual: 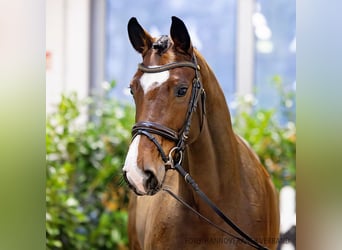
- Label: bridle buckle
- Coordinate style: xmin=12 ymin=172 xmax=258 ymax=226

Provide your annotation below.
xmin=164 ymin=147 xmax=183 ymax=170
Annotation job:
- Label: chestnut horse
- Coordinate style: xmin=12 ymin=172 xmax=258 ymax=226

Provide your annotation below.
xmin=122 ymin=16 xmax=279 ymax=250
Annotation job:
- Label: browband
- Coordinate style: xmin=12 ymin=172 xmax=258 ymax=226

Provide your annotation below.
xmin=138 ymin=61 xmax=200 ymax=73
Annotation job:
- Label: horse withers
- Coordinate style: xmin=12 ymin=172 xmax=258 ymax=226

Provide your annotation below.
xmin=122 ymin=16 xmax=280 ymax=250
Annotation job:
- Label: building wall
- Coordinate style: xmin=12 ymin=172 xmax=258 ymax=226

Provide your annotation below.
xmin=46 ymin=0 xmax=91 ymax=113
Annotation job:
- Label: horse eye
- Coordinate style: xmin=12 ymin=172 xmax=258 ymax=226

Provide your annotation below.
xmin=176 ymin=86 xmax=188 ymax=97
xmin=129 ymin=87 xmax=134 ymax=95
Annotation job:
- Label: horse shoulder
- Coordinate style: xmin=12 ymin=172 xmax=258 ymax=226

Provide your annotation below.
xmin=235 ymin=134 xmax=280 ymax=245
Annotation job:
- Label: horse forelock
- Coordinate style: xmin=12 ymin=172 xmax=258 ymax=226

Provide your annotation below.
xmin=142 ymin=35 xmax=194 ymax=67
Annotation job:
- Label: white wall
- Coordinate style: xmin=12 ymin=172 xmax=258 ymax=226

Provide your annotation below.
xmin=46 ymin=0 xmax=91 ymax=113
xmin=236 ymin=0 xmax=255 ymax=97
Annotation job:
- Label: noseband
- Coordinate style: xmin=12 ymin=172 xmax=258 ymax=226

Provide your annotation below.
xmin=131 ymin=53 xmax=206 ymax=168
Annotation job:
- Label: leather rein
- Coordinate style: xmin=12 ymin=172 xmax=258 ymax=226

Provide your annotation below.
xmin=131 ymin=54 xmax=268 ymax=250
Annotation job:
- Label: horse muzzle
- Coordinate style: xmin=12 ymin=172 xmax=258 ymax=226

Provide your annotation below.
xmin=123 ymin=168 xmax=162 ymax=196
xmin=122 ymin=134 xmax=166 ymax=196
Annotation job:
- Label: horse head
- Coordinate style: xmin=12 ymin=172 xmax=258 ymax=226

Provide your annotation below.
xmin=123 ymin=16 xmax=204 ymax=196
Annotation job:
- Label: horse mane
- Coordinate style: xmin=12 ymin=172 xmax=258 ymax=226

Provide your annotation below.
xmin=192 ymin=48 xmax=234 ymax=130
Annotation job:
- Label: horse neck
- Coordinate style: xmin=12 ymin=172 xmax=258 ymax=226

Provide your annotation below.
xmin=180 ymin=51 xmax=241 ymax=204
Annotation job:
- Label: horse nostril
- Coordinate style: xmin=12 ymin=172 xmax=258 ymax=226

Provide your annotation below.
xmin=122 ymin=171 xmax=132 ymax=187
xmin=122 ymin=171 xmax=128 ymax=183
xmin=144 ymin=170 xmax=159 ymax=191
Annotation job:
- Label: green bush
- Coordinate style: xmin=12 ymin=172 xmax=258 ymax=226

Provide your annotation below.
xmin=46 ymin=88 xmax=134 ymax=249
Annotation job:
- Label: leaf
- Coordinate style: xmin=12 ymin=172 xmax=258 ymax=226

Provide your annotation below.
xmin=46 ymin=90 xmax=133 ymax=249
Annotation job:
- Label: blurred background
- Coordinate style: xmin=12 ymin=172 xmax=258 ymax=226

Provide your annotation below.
xmin=46 ymin=0 xmax=296 ymax=249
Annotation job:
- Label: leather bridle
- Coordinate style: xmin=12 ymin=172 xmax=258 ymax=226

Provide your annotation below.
xmin=131 ymin=53 xmax=205 ymax=168
xmin=130 ymin=54 xmax=269 ymax=250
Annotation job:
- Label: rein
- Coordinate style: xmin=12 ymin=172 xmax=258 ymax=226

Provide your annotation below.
xmin=131 ymin=54 xmax=268 ymax=250
xmin=163 ymin=164 xmax=269 ymax=250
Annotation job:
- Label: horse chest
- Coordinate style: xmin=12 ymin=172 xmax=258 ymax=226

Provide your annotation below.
xmin=134 ymin=193 xmax=186 ymax=243
xmin=132 ymin=193 xmax=231 ymax=250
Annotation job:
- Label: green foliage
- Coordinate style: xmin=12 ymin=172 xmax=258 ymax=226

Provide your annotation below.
xmin=232 ymin=78 xmax=296 ymax=189
xmin=46 ymin=88 xmax=134 ymax=249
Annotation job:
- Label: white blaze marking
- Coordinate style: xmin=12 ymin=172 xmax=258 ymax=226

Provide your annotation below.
xmin=123 ymin=135 xmax=146 ymax=194
xmin=140 ymin=69 xmax=170 ymax=93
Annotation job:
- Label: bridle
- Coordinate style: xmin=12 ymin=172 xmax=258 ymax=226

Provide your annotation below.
xmin=131 ymin=54 xmax=205 ymax=168
xmin=130 ymin=53 xmax=269 ymax=250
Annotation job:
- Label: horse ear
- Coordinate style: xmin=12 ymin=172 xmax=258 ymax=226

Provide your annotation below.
xmin=127 ymin=17 xmax=153 ymax=54
xmin=170 ymin=16 xmax=193 ymax=54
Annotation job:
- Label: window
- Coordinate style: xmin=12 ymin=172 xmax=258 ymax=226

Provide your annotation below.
xmin=253 ymin=0 xmax=296 ymax=122
xmin=102 ymin=0 xmax=296 ymax=123
xmin=105 ymin=0 xmax=237 ymax=102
